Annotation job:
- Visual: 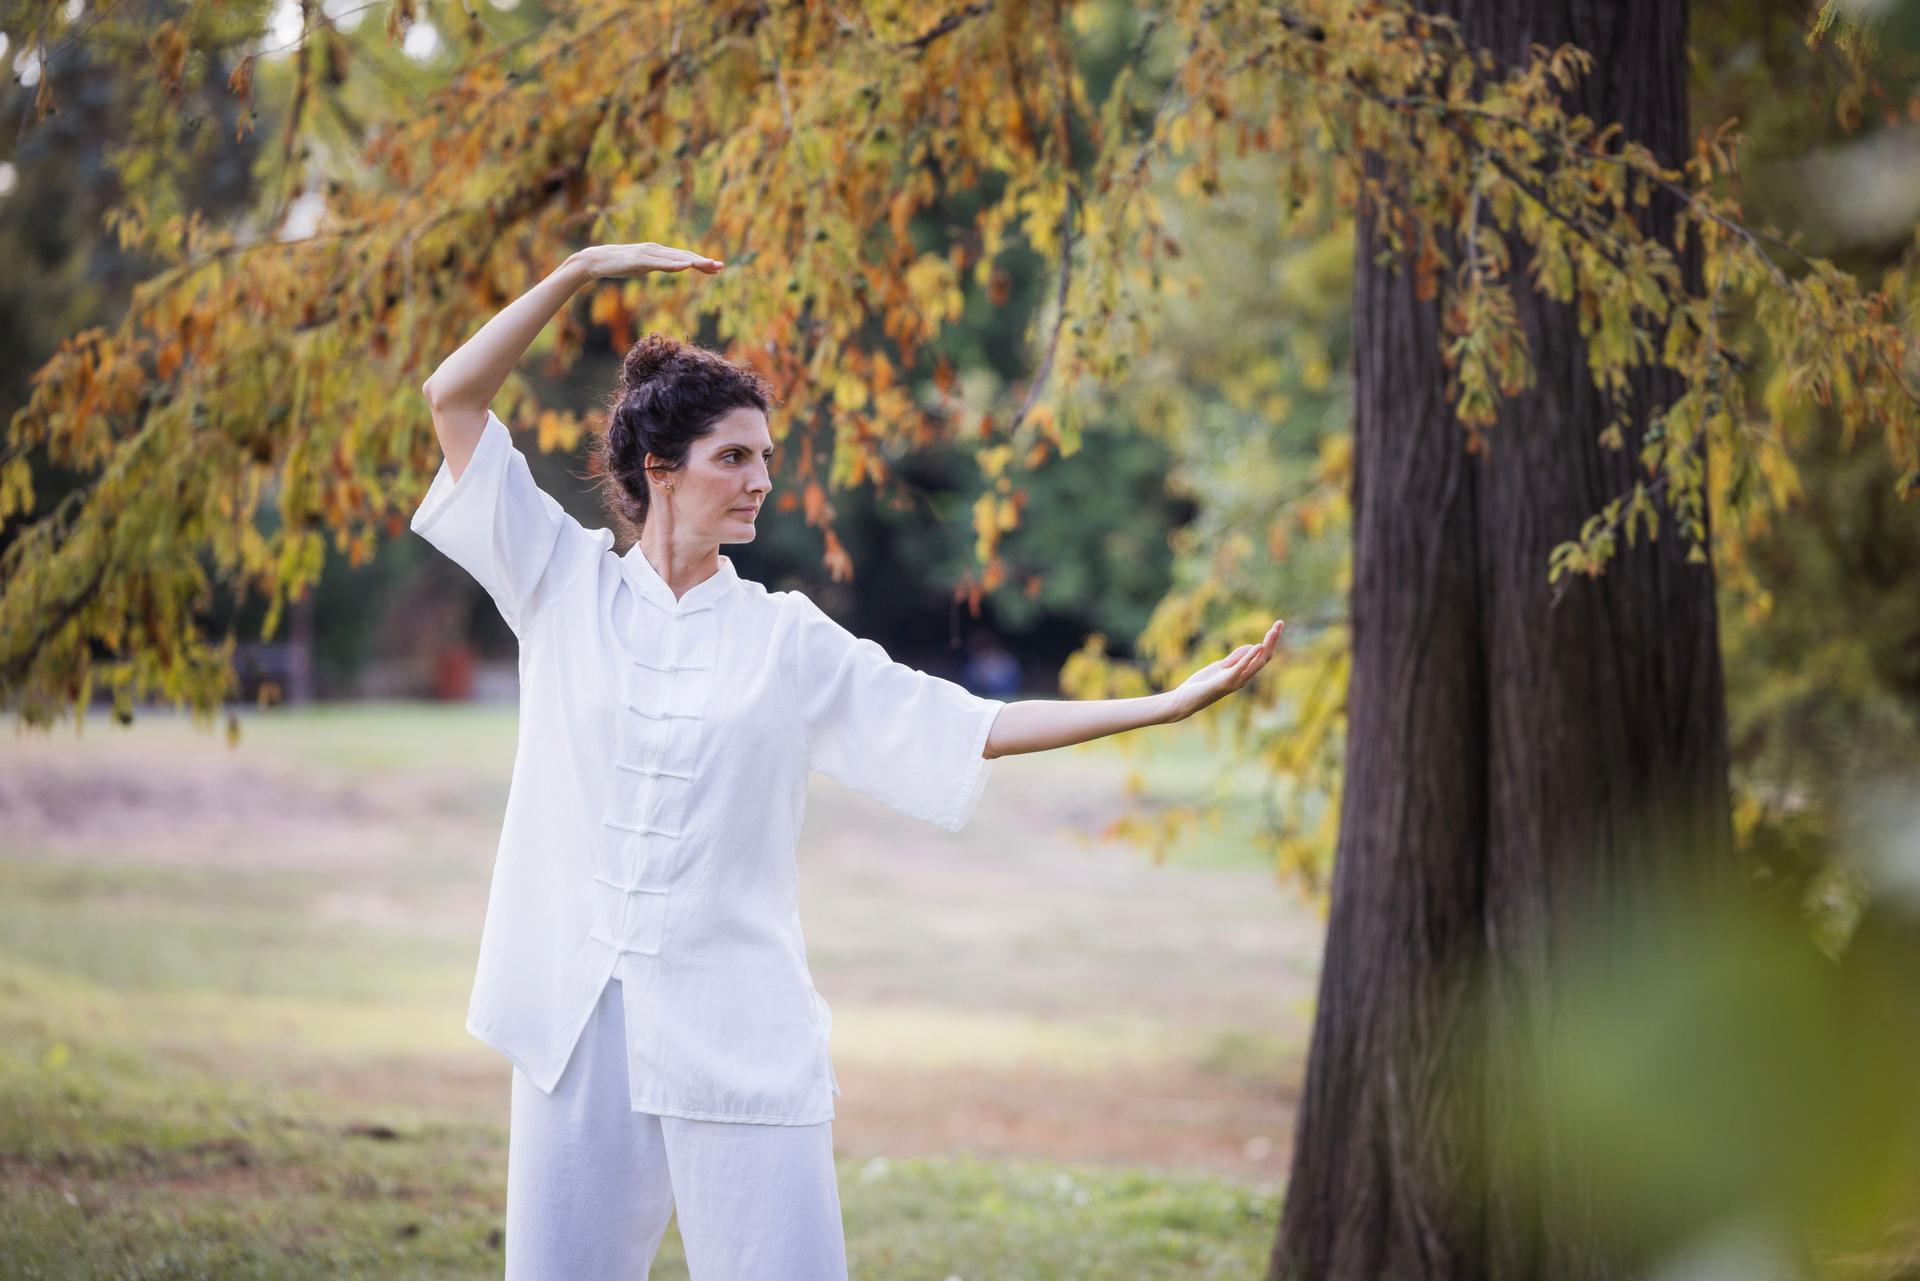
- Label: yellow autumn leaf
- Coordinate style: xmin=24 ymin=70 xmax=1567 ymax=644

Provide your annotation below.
xmin=832 ymin=372 xmax=868 ymax=412
xmin=977 ymin=443 xmax=1014 ymax=479
xmin=971 ymin=491 xmax=997 ymax=538
xmin=1316 ymin=433 xmax=1353 ymax=482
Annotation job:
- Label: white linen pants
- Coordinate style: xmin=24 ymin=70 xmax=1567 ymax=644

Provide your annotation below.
xmin=504 ymin=977 xmax=849 ymax=1280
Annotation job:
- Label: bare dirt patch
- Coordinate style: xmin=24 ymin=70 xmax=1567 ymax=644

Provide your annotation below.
xmin=2 ymin=745 xmax=473 ymax=876
xmin=179 ymin=1049 xmax=1297 ymax=1188
xmin=831 ymin=1059 xmax=1299 ymax=1187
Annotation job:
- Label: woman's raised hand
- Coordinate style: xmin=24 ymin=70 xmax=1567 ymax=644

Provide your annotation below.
xmin=578 ymin=242 xmax=725 ymax=280
xmin=1167 ymin=619 xmax=1285 ymax=722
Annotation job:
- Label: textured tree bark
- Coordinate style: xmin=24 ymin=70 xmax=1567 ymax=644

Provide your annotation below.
xmin=1268 ymin=3 xmax=1735 ymax=1279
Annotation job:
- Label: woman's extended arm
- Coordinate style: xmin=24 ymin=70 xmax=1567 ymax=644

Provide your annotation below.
xmin=982 ymin=618 xmax=1284 ymax=758
xmin=420 ymin=242 xmax=724 ymax=480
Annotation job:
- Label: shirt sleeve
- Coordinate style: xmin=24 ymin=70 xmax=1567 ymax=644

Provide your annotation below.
xmin=792 ymin=592 xmax=1005 ymax=833
xmin=409 ymin=406 xmax=581 ymax=638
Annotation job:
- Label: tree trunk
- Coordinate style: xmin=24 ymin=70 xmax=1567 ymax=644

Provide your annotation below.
xmin=1269 ymin=3 xmax=1734 ymax=1278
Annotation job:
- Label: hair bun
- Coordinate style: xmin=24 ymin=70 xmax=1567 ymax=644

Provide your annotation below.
xmin=621 ymin=332 xmax=684 ymax=390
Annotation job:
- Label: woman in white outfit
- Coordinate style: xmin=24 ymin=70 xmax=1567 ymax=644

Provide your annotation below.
xmin=413 ymin=241 xmax=1285 ymax=1280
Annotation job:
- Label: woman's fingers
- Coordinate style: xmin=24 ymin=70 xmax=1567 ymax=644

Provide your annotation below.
xmin=1233 ymin=645 xmax=1263 ymax=686
xmin=1253 ymin=620 xmax=1283 ymax=664
xmin=1229 ymin=620 xmax=1282 ymax=658
xmin=661 ymin=244 xmax=724 ymax=271
xmin=1230 ymin=620 xmax=1284 ymax=686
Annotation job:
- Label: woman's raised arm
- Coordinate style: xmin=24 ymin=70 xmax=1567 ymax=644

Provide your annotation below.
xmin=420 ymin=242 xmax=724 ymax=481
xmin=982 ymin=619 xmax=1284 ymax=758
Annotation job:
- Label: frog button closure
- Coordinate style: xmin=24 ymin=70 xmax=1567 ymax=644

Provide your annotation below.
xmin=593 ymin=550 xmax=733 ymax=973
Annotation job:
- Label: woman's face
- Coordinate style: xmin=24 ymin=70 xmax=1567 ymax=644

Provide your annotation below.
xmin=647 ymin=405 xmax=774 ymax=546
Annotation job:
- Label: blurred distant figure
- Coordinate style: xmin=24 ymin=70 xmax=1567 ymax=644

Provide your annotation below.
xmin=431 ymin=641 xmax=476 ymax=701
xmin=964 ymin=629 xmax=1022 ymax=699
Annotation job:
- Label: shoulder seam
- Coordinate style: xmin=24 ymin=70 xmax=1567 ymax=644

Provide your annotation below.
xmin=522 ymin=523 xmax=613 ymax=634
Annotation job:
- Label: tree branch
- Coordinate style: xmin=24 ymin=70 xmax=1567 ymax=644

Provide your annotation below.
xmin=896 ymin=0 xmax=993 ymax=53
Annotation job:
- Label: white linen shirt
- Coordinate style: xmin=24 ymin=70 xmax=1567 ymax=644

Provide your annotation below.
xmin=408 ymin=406 xmax=1006 ymax=1125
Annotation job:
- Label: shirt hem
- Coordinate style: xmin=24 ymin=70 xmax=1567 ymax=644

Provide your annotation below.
xmin=466 ymin=1023 xmax=834 ymax=1125
xmin=469 ymin=948 xmax=619 ymax=1096
xmin=467 ymin=1018 xmax=558 ymax=1092
xmin=627 ymin=1099 xmax=837 ymax=1126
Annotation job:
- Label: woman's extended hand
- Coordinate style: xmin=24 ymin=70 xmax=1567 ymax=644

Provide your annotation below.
xmin=1166 ymin=619 xmax=1285 ymax=722
xmin=577 ymin=242 xmax=725 ymax=280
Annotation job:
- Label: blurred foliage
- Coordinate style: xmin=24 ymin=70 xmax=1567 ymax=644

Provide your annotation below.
xmin=1446 ymin=794 xmax=1920 ymax=1280
xmin=1692 ymin=0 xmax=1920 ymax=942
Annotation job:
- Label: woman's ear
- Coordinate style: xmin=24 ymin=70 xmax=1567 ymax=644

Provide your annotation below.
xmin=646 ymin=456 xmax=675 ymax=494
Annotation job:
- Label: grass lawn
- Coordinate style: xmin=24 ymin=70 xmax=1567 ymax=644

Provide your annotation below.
xmin=1 ymin=702 xmax=1308 ymax=1277
xmin=1 ymin=1024 xmax=1278 ymax=1278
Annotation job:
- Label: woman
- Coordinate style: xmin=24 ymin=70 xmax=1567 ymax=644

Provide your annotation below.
xmin=413 ymin=241 xmax=1285 ymax=1280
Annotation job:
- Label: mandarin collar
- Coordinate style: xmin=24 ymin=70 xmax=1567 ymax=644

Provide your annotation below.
xmin=619 ymin=545 xmax=740 ymax=613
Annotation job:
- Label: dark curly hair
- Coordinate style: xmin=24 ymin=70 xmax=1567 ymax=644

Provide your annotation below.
xmin=590 ymin=332 xmax=779 ymax=546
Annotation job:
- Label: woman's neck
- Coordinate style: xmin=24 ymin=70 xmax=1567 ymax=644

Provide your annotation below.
xmin=637 ymin=528 xmax=720 ymax=601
